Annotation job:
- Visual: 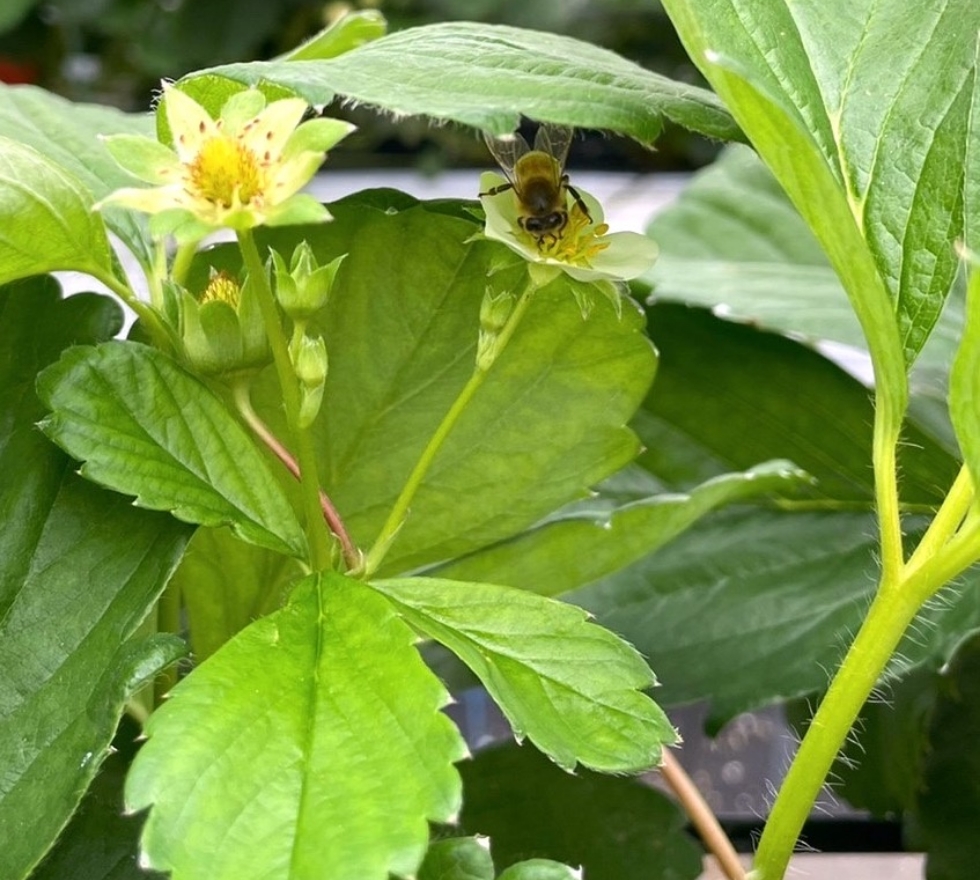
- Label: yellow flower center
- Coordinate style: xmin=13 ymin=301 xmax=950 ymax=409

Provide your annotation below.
xmin=533 ymin=203 xmax=610 ymax=266
xmin=201 ymin=271 xmax=241 ymax=307
xmin=188 ymin=136 xmax=264 ymax=209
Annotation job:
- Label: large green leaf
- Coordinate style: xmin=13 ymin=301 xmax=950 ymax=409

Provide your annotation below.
xmin=570 ymin=507 xmax=980 ymax=729
xmin=369 ymin=577 xmax=676 ymax=773
xmin=662 ymin=0 xmax=977 ymax=374
xmin=0 ymin=84 xmax=153 ymax=270
xmin=458 ymin=743 xmax=702 ymax=880
xmin=173 ymin=526 xmax=304 ymax=662
xmin=188 ymin=21 xmax=739 ymax=143
xmin=432 ymin=461 xmax=807 ymax=597
xmin=0 ymin=280 xmax=192 ymax=880
xmin=918 ymin=631 xmax=980 ymax=880
xmin=37 ymin=341 xmax=307 ymax=558
xmin=127 ymin=572 xmax=466 ymax=880
xmin=638 ymin=303 xmax=957 ymax=504
xmin=232 ymin=195 xmax=656 ymax=574
xmin=0 ymin=136 xmax=115 ymax=285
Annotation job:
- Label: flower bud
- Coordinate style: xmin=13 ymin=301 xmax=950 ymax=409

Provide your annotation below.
xmin=272 ymin=243 xmax=346 ymax=321
xmin=290 ymin=333 xmax=329 ymax=428
xmin=179 ymin=269 xmax=270 ymax=378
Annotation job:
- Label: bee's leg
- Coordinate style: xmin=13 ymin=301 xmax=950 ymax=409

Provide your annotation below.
xmin=480 ymin=181 xmax=515 ymax=197
xmin=563 ymin=176 xmax=592 ymax=222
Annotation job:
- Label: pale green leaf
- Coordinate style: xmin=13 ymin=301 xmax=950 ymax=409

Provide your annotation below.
xmin=661 ymin=0 xmax=977 ymax=371
xmin=0 ymin=280 xmax=192 ymax=880
xmin=369 ymin=577 xmax=677 ymax=773
xmin=418 ymin=838 xmax=494 ymax=880
xmin=0 ymin=83 xmax=154 ymax=268
xmin=36 ymin=341 xmax=307 ymax=558
xmin=498 ymin=862 xmax=579 ymax=880
xmin=282 ymin=10 xmax=387 ymax=60
xmin=190 ymin=22 xmax=739 ymax=143
xmin=127 ymin=573 xmax=467 ymax=880
xmin=950 ymin=269 xmax=980 ymax=490
xmin=432 ymin=461 xmax=808 ymax=597
xmin=0 ymin=136 xmax=114 ymax=284
xmin=173 ymin=526 xmax=304 ymax=662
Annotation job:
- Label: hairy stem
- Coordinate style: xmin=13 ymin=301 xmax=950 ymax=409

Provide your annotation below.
xmin=237 ymin=229 xmax=333 ymax=571
xmin=660 ymin=751 xmax=744 ymax=880
xmin=362 ymin=277 xmax=537 ymax=576
xmin=233 ymin=381 xmax=361 ymax=571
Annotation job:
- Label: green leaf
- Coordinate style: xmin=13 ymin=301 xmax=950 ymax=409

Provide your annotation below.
xmin=282 ymin=10 xmax=387 ymax=60
xmin=432 ymin=461 xmax=808 ymax=596
xmin=638 ymin=303 xmax=957 ymax=505
xmin=37 ymin=341 xmax=307 ymax=558
xmin=570 ymin=507 xmax=980 ymax=729
xmin=0 ymin=83 xmax=154 ymax=269
xmin=0 ymin=136 xmax=115 ymax=285
xmin=31 ymin=747 xmax=166 ymax=880
xmin=662 ymin=0 xmax=977 ymax=373
xmin=188 ymin=22 xmax=740 ymax=144
xmin=369 ymin=577 xmax=676 ymax=773
xmin=497 ymin=862 xmax=580 ymax=880
xmin=0 ymin=280 xmax=192 ymax=880
xmin=173 ymin=526 xmax=304 ymax=662
xmin=458 ymin=743 xmax=702 ymax=880
xmin=236 ymin=195 xmax=655 ymax=574
xmin=950 ymin=268 xmax=980 ymax=488
xmin=0 ymin=0 xmax=33 ymax=32
xmin=918 ymin=630 xmax=980 ymax=880
xmin=419 ymin=838 xmax=494 ymax=880
xmin=127 ymin=572 xmax=467 ymax=880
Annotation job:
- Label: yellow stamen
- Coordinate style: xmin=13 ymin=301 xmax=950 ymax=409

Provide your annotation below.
xmin=188 ymin=136 xmax=264 ymax=208
xmin=201 ymin=270 xmax=241 ymax=307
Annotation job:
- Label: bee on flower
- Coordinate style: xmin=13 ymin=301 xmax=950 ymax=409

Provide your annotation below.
xmin=479 ymin=123 xmax=658 ymax=287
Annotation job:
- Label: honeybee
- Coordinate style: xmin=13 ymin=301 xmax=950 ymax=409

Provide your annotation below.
xmin=482 ymin=123 xmax=591 ymax=245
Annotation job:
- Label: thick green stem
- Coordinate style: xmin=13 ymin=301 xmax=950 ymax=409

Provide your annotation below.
xmin=362 ymin=278 xmax=537 ymax=576
xmin=872 ymin=393 xmax=904 ymax=583
xmin=91 ymin=265 xmax=170 ymax=348
xmin=237 ymin=229 xmax=333 ymax=572
xmin=752 ymin=500 xmax=980 ymax=880
xmin=170 ymin=240 xmax=199 ymax=287
xmin=905 ymin=464 xmax=974 ymax=575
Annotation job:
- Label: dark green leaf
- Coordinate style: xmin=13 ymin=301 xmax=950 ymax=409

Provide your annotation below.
xmin=174 ymin=526 xmax=304 ymax=662
xmin=459 ymin=743 xmax=702 ymax=880
xmin=570 ymin=508 xmax=980 ymax=729
xmin=0 ymin=280 xmax=192 ymax=880
xmin=0 ymin=136 xmax=115 ymax=285
xmin=639 ymin=303 xmax=957 ymax=505
xmin=918 ymin=631 xmax=980 ymax=880
xmin=369 ymin=577 xmax=676 ymax=773
xmin=127 ymin=573 xmax=467 ymax=880
xmin=37 ymin=341 xmax=307 ymax=558
xmin=827 ymin=667 xmax=937 ymax=818
xmin=190 ymin=22 xmax=740 ymax=143
xmin=419 ymin=837 xmax=494 ymax=880
xmin=432 ymin=461 xmax=808 ymax=596
xmin=31 ymin=749 xmax=165 ymax=880
xmin=0 ymin=84 xmax=154 ymax=269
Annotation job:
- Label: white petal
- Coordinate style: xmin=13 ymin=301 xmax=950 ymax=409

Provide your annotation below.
xmin=163 ymin=84 xmax=219 ymax=162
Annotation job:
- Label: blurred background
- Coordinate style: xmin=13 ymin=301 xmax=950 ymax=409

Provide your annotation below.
xmin=0 ymin=0 xmax=720 ymax=172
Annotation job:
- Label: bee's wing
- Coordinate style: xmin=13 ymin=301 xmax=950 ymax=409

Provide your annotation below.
xmin=533 ymin=124 xmax=573 ymax=173
xmin=483 ymin=130 xmax=532 ymax=186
